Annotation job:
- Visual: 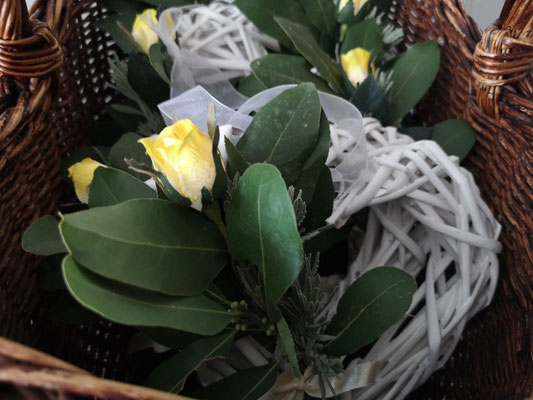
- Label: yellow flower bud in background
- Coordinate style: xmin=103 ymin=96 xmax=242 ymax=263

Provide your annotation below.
xmin=132 ymin=9 xmax=159 ymax=54
xmin=341 ymin=47 xmax=375 ymax=88
xmin=139 ymin=120 xmax=216 ymax=208
xmin=339 ymin=0 xmax=369 ymax=15
xmin=68 ymin=158 xmax=105 ymax=204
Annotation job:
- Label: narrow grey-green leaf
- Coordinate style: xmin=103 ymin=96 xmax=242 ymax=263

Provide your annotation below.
xmin=226 ymin=164 xmax=303 ymax=313
xmin=298 ymin=0 xmax=336 ymax=34
xmin=251 ymin=54 xmax=332 ymax=93
xmin=22 ymin=216 xmax=66 ymax=256
xmin=237 ymin=83 xmax=321 ymax=185
xmin=388 ymin=41 xmax=440 ymax=123
xmin=431 ymin=119 xmax=476 ymax=161
xmin=276 ymin=317 xmax=301 ymax=377
xmin=276 ymin=17 xmax=344 ymax=94
xmin=62 ymin=256 xmax=231 ymax=335
xmin=146 ymin=332 xmax=235 ymax=393
xmin=194 ymin=363 xmax=279 ymax=400
xmin=88 ymin=167 xmax=156 ymax=208
xmin=323 ymin=267 xmax=416 ymax=356
xmin=60 ymin=198 xmax=227 ymax=296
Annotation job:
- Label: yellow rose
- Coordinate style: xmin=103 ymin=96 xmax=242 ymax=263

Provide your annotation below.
xmin=139 ymin=120 xmax=216 ymax=208
xmin=339 ymin=0 xmax=369 ymax=15
xmin=68 ymin=158 xmax=105 ymax=204
xmin=341 ymin=47 xmax=375 ymax=88
xmin=132 ymin=9 xmax=159 ymax=54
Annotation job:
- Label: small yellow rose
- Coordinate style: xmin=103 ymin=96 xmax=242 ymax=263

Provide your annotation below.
xmin=139 ymin=120 xmax=216 ymax=208
xmin=341 ymin=47 xmax=375 ymax=88
xmin=132 ymin=9 xmax=159 ymax=54
xmin=68 ymin=158 xmax=105 ymax=204
xmin=339 ymin=0 xmax=369 ymax=15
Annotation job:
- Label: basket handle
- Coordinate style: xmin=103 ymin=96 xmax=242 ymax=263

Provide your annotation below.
xmin=470 ymin=0 xmax=533 ymax=119
xmin=0 ymin=0 xmax=63 ymax=79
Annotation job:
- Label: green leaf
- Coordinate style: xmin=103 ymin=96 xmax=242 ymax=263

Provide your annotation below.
xmin=109 ymin=132 xmax=151 ymax=179
xmin=225 ymin=137 xmax=250 ymax=178
xmin=88 ymin=167 xmax=156 ymax=208
xmin=323 ymin=267 xmax=416 ymax=356
xmin=94 ymin=15 xmax=139 ymax=54
xmin=22 ymin=216 xmax=66 ymax=256
xmin=128 ymin=52 xmax=170 ymax=110
xmin=226 ymin=164 xmax=303 ymax=313
xmin=194 ymin=363 xmax=279 ymax=400
xmin=234 ymin=0 xmax=314 ymax=51
xmin=303 ymin=164 xmax=334 ymax=232
xmin=60 ymin=198 xmax=227 ymax=296
xmin=293 ymin=112 xmax=331 ymax=204
xmin=298 ymin=0 xmax=336 ymax=35
xmin=276 ymin=18 xmax=344 ymax=95
xmin=237 ymin=83 xmax=321 ymax=185
xmin=149 ymin=42 xmax=171 ymax=84
xmin=62 ymin=256 xmax=231 ymax=335
xmin=238 ymin=74 xmax=268 ymax=97
xmin=430 ymin=119 xmax=476 ymax=161
xmin=400 ymin=126 xmax=432 ymax=141
xmin=387 ymin=41 xmax=440 ymax=124
xmin=251 ymin=54 xmax=333 ymax=94
xmin=146 ymin=332 xmax=235 ymax=393
xmin=139 ymin=327 xmax=202 ymax=351
xmin=341 ymin=19 xmax=384 ymax=60
xmin=350 ymin=76 xmax=389 ymax=122
xmin=210 ymin=127 xmax=229 ymax=201
xmin=276 ymin=317 xmax=301 ymax=377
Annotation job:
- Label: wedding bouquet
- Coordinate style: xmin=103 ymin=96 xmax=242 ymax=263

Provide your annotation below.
xmin=21 ymin=0 xmax=501 ymax=399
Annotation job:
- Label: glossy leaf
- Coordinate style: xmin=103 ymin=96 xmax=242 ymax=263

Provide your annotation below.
xmin=251 ymin=54 xmax=332 ymax=93
xmin=350 ymin=76 xmax=389 ymax=122
xmin=341 ymin=19 xmax=384 ymax=59
xmin=431 ymin=119 xmax=476 ymax=160
xmin=303 ymin=164 xmax=334 ymax=232
xmin=237 ymin=83 xmax=321 ymax=185
xmin=226 ymin=164 xmax=303 ymax=313
xmin=323 ymin=267 xmax=416 ymax=356
xmin=387 ymin=41 xmax=440 ymax=123
xmin=194 ymin=363 xmax=279 ymax=400
xmin=60 ymin=198 xmax=227 ymax=296
xmin=22 ymin=216 xmax=66 ymax=256
xmin=62 ymin=256 xmax=231 ymax=335
xmin=238 ymin=74 xmax=268 ymax=97
xmin=225 ymin=137 xmax=250 ymax=178
xmin=298 ymin=0 xmax=336 ymax=35
xmin=88 ymin=167 xmax=156 ymax=208
xmin=276 ymin=18 xmax=344 ymax=95
xmin=146 ymin=332 xmax=235 ymax=393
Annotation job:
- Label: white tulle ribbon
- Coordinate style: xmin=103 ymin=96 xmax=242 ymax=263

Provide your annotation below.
xmin=158 ymin=84 xmax=369 ymax=227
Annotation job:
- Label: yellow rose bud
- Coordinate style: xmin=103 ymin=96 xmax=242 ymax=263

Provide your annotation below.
xmin=139 ymin=120 xmax=216 ymax=208
xmin=68 ymin=158 xmax=105 ymax=204
xmin=339 ymin=0 xmax=369 ymax=15
xmin=132 ymin=9 xmax=159 ymax=54
xmin=341 ymin=47 xmax=375 ymax=88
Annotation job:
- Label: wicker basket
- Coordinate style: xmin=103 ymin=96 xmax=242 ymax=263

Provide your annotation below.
xmin=0 ymin=0 xmax=531 ymax=399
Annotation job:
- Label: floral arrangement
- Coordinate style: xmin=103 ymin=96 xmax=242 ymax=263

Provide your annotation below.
xmin=20 ymin=0 xmax=499 ymax=399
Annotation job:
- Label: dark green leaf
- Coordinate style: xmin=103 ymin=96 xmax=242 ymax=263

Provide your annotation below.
xmin=430 ymin=119 xmax=476 ymax=160
xmin=276 ymin=317 xmax=301 ymax=377
xmin=251 ymin=54 xmax=332 ymax=94
xmin=323 ymin=267 xmax=416 ymax=356
xmin=109 ymin=132 xmax=151 ymax=179
xmin=107 ymin=102 xmax=144 ymax=132
xmin=369 ymin=0 xmax=394 ymax=14
xmin=298 ymin=0 xmax=336 ymax=35
xmin=226 ymin=164 xmax=303 ymax=313
xmin=237 ymin=83 xmax=321 ymax=185
xmin=94 ymin=15 xmax=139 ymax=54
xmin=388 ymin=41 xmax=440 ymax=124
xmin=60 ymin=198 xmax=227 ymax=296
xmin=235 ymin=0 xmax=314 ymax=51
xmin=336 ymin=0 xmax=369 ymax=25
xmin=194 ymin=363 xmax=279 ymax=400
xmin=276 ymin=18 xmax=345 ymax=95
xmin=303 ymin=164 xmax=334 ymax=232
xmin=62 ymin=256 xmax=231 ymax=335
xmin=22 ymin=216 xmax=66 ymax=256
xmin=210 ymin=127 xmax=229 ymax=201
xmin=139 ymin=327 xmax=202 ymax=351
xmin=146 ymin=333 xmax=235 ymax=393
xmin=149 ymin=42 xmax=171 ymax=84
xmin=225 ymin=137 xmax=250 ymax=178
xmin=293 ymin=112 xmax=331 ymax=204
xmin=238 ymin=74 xmax=268 ymax=97
xmin=341 ymin=19 xmax=384 ymax=61
xmin=128 ymin=52 xmax=170 ymax=110
xmin=88 ymin=167 xmax=157 ymax=208
xmin=400 ymin=126 xmax=432 ymax=141
xmin=350 ymin=76 xmax=389 ymax=121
